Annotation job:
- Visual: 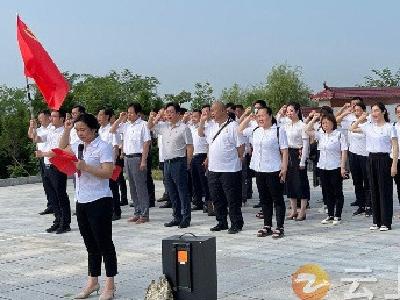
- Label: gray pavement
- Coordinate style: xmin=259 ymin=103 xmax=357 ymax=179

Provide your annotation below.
xmin=1 ymin=175 xmax=400 ymax=300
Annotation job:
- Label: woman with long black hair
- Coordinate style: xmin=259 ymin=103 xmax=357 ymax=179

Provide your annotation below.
xmin=306 ymin=113 xmax=348 ymax=225
xmin=239 ymin=106 xmax=288 ymax=238
xmin=351 ymin=102 xmax=398 ymax=231
xmin=277 ymin=102 xmax=310 ymax=221
xmin=62 ymin=113 xmax=117 ymax=300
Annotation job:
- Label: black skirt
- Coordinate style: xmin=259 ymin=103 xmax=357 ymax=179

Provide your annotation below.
xmin=286 ymin=148 xmax=310 ymax=200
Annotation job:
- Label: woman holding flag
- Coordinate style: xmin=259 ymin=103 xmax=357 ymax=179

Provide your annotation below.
xmin=60 ymin=113 xmax=117 ymax=300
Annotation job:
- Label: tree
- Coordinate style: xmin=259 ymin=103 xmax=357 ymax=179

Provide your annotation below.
xmin=220 ymin=83 xmax=246 ymax=105
xmin=362 ymin=68 xmax=400 ymax=87
xmin=264 ymin=64 xmax=311 ymax=112
xmin=192 ymin=82 xmax=214 ymax=109
xmin=163 ymin=90 xmax=192 ymax=105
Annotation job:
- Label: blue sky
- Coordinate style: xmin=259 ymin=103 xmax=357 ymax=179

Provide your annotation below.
xmin=1 ymin=0 xmax=400 ymax=96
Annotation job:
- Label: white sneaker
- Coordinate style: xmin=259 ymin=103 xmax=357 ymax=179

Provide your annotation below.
xmin=370 ymin=224 xmax=379 ymax=230
xmin=321 ymin=216 xmax=333 ymax=224
xmin=379 ymin=226 xmax=389 ymax=231
xmin=333 ymin=217 xmax=341 ymax=225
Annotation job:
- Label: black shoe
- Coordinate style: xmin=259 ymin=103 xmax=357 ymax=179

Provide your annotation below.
xmin=112 ymin=214 xmax=121 ymax=221
xmin=46 ymin=223 xmax=59 ymax=233
xmin=210 ymin=222 xmax=228 ymax=231
xmin=129 ymin=203 xmax=135 ymax=207
xmin=179 ymin=220 xmax=190 ymax=228
xmin=365 ymin=207 xmax=372 ymax=217
xmin=164 ymin=220 xmax=180 ymax=227
xmin=350 ymin=201 xmax=359 ymax=207
xmin=39 ymin=208 xmax=53 ymax=215
xmin=353 ymin=207 xmax=365 ymax=216
xmin=192 ymin=204 xmax=203 ymax=211
xmin=56 ymin=225 xmax=71 ymax=234
xmin=160 ymin=202 xmax=172 ymax=208
xmin=253 ymin=203 xmax=261 ymax=208
xmin=157 ymin=195 xmax=169 ymax=202
xmin=228 ymin=226 xmax=240 ymax=234
xmin=120 ymin=201 xmax=128 ymax=206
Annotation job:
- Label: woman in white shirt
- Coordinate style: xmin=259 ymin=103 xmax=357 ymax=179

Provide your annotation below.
xmin=277 ymin=102 xmax=310 ymax=221
xmin=306 ymin=113 xmax=348 ymax=225
xmin=337 ymin=101 xmax=371 ymax=216
xmin=351 ymin=102 xmax=398 ymax=231
xmin=63 ymin=114 xmax=117 ymax=300
xmin=239 ymin=107 xmax=288 ymax=239
xmin=392 ymin=104 xmax=400 ymax=210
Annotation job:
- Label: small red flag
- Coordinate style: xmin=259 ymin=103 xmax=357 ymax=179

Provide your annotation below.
xmin=16 ymin=15 xmax=69 ymax=110
xmin=49 ymin=148 xmax=78 ymax=176
xmin=111 ymin=165 xmax=122 ymax=181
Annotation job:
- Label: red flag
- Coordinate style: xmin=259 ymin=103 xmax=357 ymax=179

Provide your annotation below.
xmin=49 ymin=148 xmax=78 ymax=176
xmin=111 ymin=165 xmax=122 ymax=181
xmin=16 ymin=15 xmax=69 ymax=110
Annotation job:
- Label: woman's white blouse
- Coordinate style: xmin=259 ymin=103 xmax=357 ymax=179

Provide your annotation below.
xmin=71 ymin=137 xmax=113 ymax=203
xmin=315 ymin=129 xmax=348 ymax=170
xmin=359 ymin=122 xmax=397 ymax=154
xmin=243 ymin=125 xmax=288 ymax=173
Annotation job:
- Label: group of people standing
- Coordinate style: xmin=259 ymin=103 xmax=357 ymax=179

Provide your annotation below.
xmin=27 ymin=97 xmax=400 ymax=299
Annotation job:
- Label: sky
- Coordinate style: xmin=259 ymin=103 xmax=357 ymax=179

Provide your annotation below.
xmin=1 ymin=0 xmax=400 ymax=97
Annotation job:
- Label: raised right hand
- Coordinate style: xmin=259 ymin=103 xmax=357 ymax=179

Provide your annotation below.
xmin=64 ymin=119 xmax=74 ymax=130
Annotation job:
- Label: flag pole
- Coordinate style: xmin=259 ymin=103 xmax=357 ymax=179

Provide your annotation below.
xmin=25 ymin=76 xmax=34 ymax=119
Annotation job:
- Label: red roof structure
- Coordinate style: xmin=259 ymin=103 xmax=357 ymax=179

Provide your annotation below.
xmin=310 ymin=82 xmax=400 ymax=107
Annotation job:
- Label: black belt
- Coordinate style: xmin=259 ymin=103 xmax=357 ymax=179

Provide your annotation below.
xmin=164 ymin=157 xmax=185 ymax=163
xmin=125 ymin=153 xmax=142 ymax=158
xmin=194 ymin=153 xmax=207 ymax=157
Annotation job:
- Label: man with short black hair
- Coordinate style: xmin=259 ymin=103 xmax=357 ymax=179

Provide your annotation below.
xmin=111 ymin=102 xmax=151 ymax=223
xmin=29 ymin=109 xmax=71 ymax=234
xmin=148 ymin=102 xmax=193 ymax=228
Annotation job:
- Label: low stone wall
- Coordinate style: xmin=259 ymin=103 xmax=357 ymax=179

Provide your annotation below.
xmin=0 ymin=176 xmax=42 ymax=187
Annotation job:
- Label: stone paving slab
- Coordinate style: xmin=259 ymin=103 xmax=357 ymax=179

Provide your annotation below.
xmin=1 ymin=176 xmax=400 ymax=299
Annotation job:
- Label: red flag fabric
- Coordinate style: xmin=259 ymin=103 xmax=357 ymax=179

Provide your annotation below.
xmin=49 ymin=148 xmax=78 ymax=176
xmin=16 ymin=15 xmax=69 ymax=110
xmin=111 ymin=165 xmax=122 ymax=181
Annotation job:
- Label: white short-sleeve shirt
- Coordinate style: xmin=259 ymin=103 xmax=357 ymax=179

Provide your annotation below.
xmin=98 ymin=123 xmax=113 ymax=145
xmin=117 ymin=118 xmax=151 ymax=154
xmin=315 ymin=129 xmax=348 ymax=170
xmin=189 ymin=123 xmax=208 ymax=155
xmin=359 ymin=122 xmax=397 ymax=154
xmin=154 ymin=121 xmax=193 ymax=160
xmin=36 ymin=124 xmax=52 ymax=151
xmin=348 ymin=120 xmax=368 ymax=157
xmin=243 ymin=125 xmax=288 ymax=172
xmin=71 ymin=137 xmax=113 ymax=203
xmin=205 ymin=120 xmax=244 ymax=172
xmin=40 ymin=126 xmax=65 ymax=165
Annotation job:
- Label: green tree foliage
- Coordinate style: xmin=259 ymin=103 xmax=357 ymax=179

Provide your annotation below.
xmin=220 ymin=64 xmax=311 ymax=112
xmin=362 ymin=68 xmax=400 ymax=87
xmin=192 ymin=82 xmax=214 ymax=109
xmin=0 ymin=86 xmax=38 ymax=178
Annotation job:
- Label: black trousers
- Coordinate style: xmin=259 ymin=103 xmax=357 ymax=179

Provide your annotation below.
xmin=349 ymin=152 xmax=371 ymax=208
xmin=369 ymin=153 xmax=393 ymax=227
xmin=191 ymin=153 xmax=210 ymax=206
xmin=43 ymin=165 xmax=71 ymax=226
xmin=319 ymin=168 xmax=344 ymax=218
xmin=208 ymin=171 xmax=243 ymax=228
xmin=76 ymin=197 xmax=117 ymax=277
xmin=242 ymin=154 xmax=253 ymax=200
xmin=115 ymin=153 xmax=128 ymax=204
xmin=393 ymin=162 xmax=400 ymax=205
xmin=255 ymin=171 xmax=285 ymax=228
xmin=147 ymin=150 xmax=156 ymax=206
xmin=109 ymin=179 xmax=121 ymax=216
xmin=39 ymin=157 xmax=52 ymax=209
xmin=159 ymin=162 xmax=169 ymax=200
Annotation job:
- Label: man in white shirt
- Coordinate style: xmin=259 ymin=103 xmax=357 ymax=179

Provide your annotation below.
xmin=199 ymin=101 xmax=245 ymax=234
xmin=189 ymin=109 xmax=210 ymax=211
xmin=29 ymin=109 xmax=71 ymax=234
xmin=29 ymin=109 xmax=53 ymax=215
xmin=97 ymin=108 xmax=122 ymax=221
xmin=148 ymin=102 xmax=194 ymax=228
xmin=111 ymin=103 xmax=152 ymax=223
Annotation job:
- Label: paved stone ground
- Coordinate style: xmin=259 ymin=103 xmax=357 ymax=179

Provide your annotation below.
xmin=1 ymin=175 xmax=400 ymax=300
